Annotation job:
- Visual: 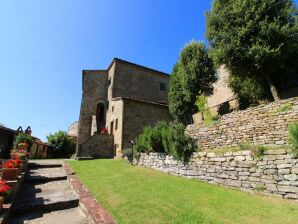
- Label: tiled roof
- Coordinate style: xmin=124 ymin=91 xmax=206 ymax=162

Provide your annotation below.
xmin=108 ymin=58 xmax=170 ymax=77
xmin=112 ymin=97 xmax=168 ymax=107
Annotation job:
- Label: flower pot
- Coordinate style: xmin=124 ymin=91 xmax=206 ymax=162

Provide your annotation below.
xmin=1 ymin=168 xmax=19 ymax=181
xmin=0 ymin=196 xmax=4 ymax=212
xmin=10 ymin=153 xmax=18 ymax=160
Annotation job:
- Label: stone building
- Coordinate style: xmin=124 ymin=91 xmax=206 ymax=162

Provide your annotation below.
xmin=76 ymin=58 xmax=172 ymax=158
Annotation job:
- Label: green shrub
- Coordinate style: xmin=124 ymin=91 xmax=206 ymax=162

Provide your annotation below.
xmin=123 ymin=148 xmax=140 ymax=161
xmin=14 ymin=133 xmax=33 ymax=149
xmin=276 ymin=103 xmax=293 ymax=113
xmin=239 ymin=143 xmax=252 ymax=151
xmin=252 ymin=145 xmax=267 ymax=159
xmin=195 ymin=94 xmax=219 ymax=126
xmin=47 ymin=131 xmax=76 ymax=158
xmin=289 ymin=123 xmax=298 ymax=158
xmin=135 ymin=121 xmax=197 ymax=162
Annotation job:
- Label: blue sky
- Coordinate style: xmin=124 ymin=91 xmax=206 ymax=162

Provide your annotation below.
xmin=1 ymin=0 xmax=297 ymax=141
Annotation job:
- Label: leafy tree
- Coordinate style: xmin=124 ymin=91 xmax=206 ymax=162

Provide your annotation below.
xmin=206 ymin=0 xmax=298 ymax=101
xmin=168 ymin=41 xmax=216 ymax=124
xmin=47 ymin=131 xmax=75 ymax=158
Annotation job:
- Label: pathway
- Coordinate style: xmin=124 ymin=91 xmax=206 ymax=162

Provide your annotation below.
xmin=8 ymin=160 xmax=89 ymax=224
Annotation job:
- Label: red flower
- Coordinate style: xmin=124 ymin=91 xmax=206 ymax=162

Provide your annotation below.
xmin=2 ymin=158 xmax=21 ymax=169
xmin=0 ymin=180 xmax=11 ymax=196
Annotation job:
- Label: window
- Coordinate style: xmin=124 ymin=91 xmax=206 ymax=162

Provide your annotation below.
xmin=160 ymin=82 xmax=166 ymax=91
xmin=115 ymin=118 xmax=118 ymax=130
xmin=112 ymin=106 xmax=114 ymax=112
xmin=110 ymin=121 xmax=114 ymax=135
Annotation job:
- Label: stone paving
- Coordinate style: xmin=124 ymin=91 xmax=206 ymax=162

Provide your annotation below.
xmin=9 ymin=160 xmax=90 ymax=224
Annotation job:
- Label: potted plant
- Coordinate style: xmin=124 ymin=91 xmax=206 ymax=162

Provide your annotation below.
xmin=0 ymin=180 xmax=10 ymax=212
xmin=1 ymin=159 xmax=21 ymax=180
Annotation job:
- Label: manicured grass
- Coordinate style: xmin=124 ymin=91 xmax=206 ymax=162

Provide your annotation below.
xmin=68 ymin=159 xmax=298 ymax=224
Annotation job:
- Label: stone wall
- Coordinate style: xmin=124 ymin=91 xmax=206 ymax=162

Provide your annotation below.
xmin=137 ymin=150 xmax=298 ymax=200
xmin=186 ymin=97 xmax=298 ymax=149
xmin=122 ymin=99 xmax=172 ymax=151
xmin=112 ymin=59 xmax=170 ymax=104
xmin=77 ymin=70 xmax=108 ymax=146
xmin=77 ymin=134 xmax=114 ymax=159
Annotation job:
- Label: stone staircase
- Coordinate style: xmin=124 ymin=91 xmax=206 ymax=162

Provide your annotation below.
xmin=8 ymin=160 xmax=90 ymax=224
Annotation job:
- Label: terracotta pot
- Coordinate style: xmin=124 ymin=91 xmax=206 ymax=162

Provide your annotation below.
xmin=1 ymin=168 xmax=19 ymax=180
xmin=0 ymin=196 xmax=4 ymax=212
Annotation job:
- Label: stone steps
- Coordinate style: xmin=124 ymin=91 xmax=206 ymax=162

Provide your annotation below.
xmin=24 ymin=167 xmax=67 ymax=184
xmin=11 ymin=180 xmax=79 ymax=215
xmin=9 ymin=207 xmax=89 ymax=224
xmin=28 ymin=160 xmax=63 ymax=169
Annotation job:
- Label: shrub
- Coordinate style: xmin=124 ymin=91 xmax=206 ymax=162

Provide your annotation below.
xmin=123 ymin=148 xmax=140 ymax=162
xmin=252 ymin=145 xmax=267 ymax=159
xmin=14 ymin=133 xmax=33 ymax=150
xmin=195 ymin=94 xmax=219 ymax=126
xmin=276 ymin=103 xmax=293 ymax=113
xmin=239 ymin=143 xmax=252 ymax=151
xmin=134 ymin=121 xmax=197 ymax=162
xmin=47 ymin=131 xmax=76 ymax=158
xmin=289 ymin=123 xmax=298 ymax=158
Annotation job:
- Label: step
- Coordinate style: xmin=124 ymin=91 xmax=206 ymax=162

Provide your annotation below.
xmin=25 ymin=167 xmax=67 ymax=183
xmin=28 ymin=160 xmax=63 ymax=169
xmin=11 ymin=180 xmax=79 ymax=215
xmin=9 ymin=207 xmax=90 ymax=224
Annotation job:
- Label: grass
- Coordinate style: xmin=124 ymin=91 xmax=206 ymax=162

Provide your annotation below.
xmin=68 ymin=159 xmax=298 ymax=224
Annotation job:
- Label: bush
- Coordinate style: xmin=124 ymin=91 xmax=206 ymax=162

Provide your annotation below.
xmin=195 ymin=94 xmax=219 ymax=126
xmin=135 ymin=122 xmax=198 ymax=162
xmin=252 ymin=145 xmax=267 ymax=159
xmin=289 ymin=123 xmax=298 ymax=158
xmin=47 ymin=131 xmax=76 ymax=158
xmin=14 ymin=133 xmax=33 ymax=150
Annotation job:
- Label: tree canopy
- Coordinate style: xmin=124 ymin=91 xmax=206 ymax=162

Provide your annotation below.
xmin=206 ymin=0 xmax=298 ymax=102
xmin=168 ymin=41 xmax=216 ymax=123
xmin=47 ymin=130 xmax=75 ymax=158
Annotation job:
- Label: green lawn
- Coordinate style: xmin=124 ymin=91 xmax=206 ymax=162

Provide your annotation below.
xmin=68 ymin=159 xmax=298 ymax=224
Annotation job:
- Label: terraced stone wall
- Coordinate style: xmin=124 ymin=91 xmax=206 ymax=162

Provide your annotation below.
xmin=186 ymin=97 xmax=298 ymax=149
xmin=137 ymin=149 xmax=298 ymax=200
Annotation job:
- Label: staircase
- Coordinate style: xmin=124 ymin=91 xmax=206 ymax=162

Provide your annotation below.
xmin=8 ymin=160 xmax=89 ymax=224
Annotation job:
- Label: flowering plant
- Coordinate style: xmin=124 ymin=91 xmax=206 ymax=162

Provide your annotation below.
xmin=18 ymin=142 xmax=29 ymax=151
xmin=2 ymin=159 xmax=21 ymax=169
xmin=100 ymin=128 xmax=108 ymax=135
xmin=0 ymin=180 xmax=11 ymax=196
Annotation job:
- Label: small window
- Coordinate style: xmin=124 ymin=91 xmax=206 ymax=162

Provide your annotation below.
xmin=112 ymin=106 xmax=114 ymax=112
xmin=115 ymin=118 xmax=118 ymax=130
xmin=160 ymin=82 xmax=166 ymax=91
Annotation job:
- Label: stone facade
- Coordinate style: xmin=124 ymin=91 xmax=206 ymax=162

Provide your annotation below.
xmin=121 ymin=98 xmax=172 ymax=151
xmin=186 ymin=97 xmax=298 ymax=149
xmin=207 ymin=65 xmax=238 ymax=115
xmin=77 ymin=134 xmax=114 ymax=158
xmin=77 ymin=58 xmax=172 ymax=158
xmin=137 ymin=150 xmax=298 ymax=200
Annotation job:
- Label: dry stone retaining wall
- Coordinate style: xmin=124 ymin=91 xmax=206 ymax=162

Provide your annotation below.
xmin=137 ymin=150 xmax=298 ymax=200
xmin=186 ymin=97 xmax=298 ymax=149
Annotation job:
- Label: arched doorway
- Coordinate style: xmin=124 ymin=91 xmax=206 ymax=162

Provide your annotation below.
xmin=96 ymin=103 xmax=105 ymax=131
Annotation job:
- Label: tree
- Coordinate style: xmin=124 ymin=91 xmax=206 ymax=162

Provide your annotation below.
xmin=47 ymin=131 xmax=75 ymax=158
xmin=206 ymin=0 xmax=298 ymax=101
xmin=168 ymin=41 xmax=216 ymax=123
